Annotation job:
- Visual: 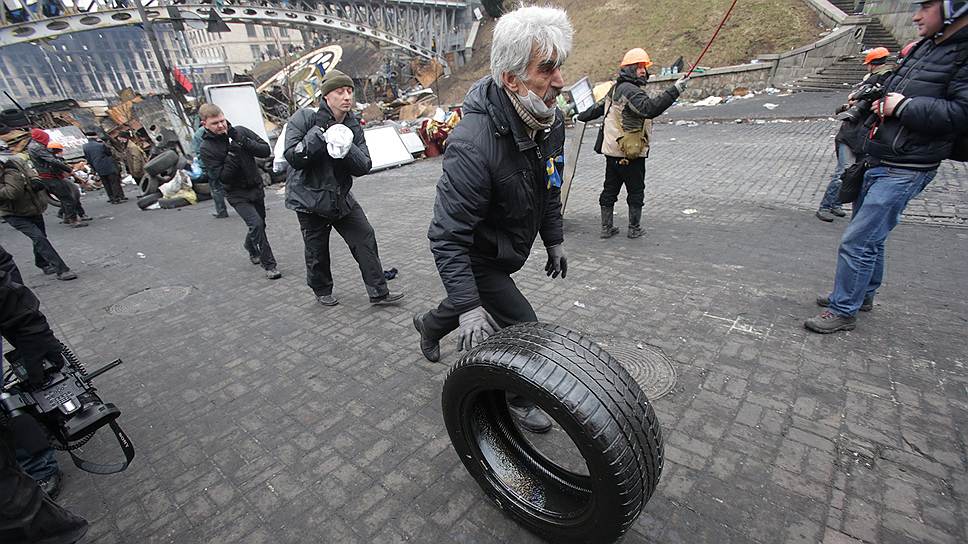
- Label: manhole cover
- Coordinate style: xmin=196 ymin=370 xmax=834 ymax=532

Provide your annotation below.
xmin=107 ymin=286 xmax=193 ymax=315
xmin=599 ymin=341 xmax=678 ymax=400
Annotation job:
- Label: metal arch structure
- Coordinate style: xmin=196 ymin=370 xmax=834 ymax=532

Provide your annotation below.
xmin=0 ymin=0 xmax=470 ymax=70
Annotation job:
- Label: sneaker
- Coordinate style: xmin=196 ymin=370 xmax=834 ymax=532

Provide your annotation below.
xmin=508 ymin=403 xmax=553 ymax=434
xmin=316 ymin=294 xmax=339 ymax=306
xmin=804 ymin=310 xmax=857 ymax=334
xmin=412 ymin=313 xmax=440 ymax=362
xmin=265 ymin=268 xmax=281 ymax=280
xmin=600 ymin=225 xmax=619 ymax=238
xmin=56 ymin=270 xmax=77 ymax=281
xmin=213 ymin=212 xmax=229 ymax=218
xmin=816 ymin=209 xmax=836 ymax=222
xmin=42 ymin=266 xmax=57 ymax=275
xmin=627 ymin=226 xmax=645 ymax=238
xmin=370 ymin=292 xmax=405 ymax=305
xmin=816 ymin=295 xmax=873 ymax=312
xmin=38 ymin=470 xmax=63 ymax=499
xmin=830 ymin=207 xmax=847 ymax=217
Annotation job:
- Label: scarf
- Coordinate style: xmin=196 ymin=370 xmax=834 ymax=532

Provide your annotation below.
xmin=505 ymin=90 xmax=554 ymax=132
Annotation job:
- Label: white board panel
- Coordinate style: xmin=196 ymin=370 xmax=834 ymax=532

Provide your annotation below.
xmin=399 ymin=131 xmax=425 ymax=155
xmin=204 ymin=84 xmax=270 ymax=144
xmin=363 ymin=126 xmax=414 ymax=172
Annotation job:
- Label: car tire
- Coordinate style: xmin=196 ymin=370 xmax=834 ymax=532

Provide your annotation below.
xmin=441 ymin=322 xmax=664 ymax=544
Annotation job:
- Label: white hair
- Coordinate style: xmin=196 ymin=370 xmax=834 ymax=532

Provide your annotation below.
xmin=490 ymin=5 xmax=573 ymax=87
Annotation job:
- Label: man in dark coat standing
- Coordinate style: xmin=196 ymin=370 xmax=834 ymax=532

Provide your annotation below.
xmin=283 ymin=69 xmax=403 ymax=307
xmin=411 ymin=6 xmax=572 ymax=433
xmin=26 ymin=129 xmax=86 ymax=227
xmin=806 ymin=0 xmax=968 ymax=333
xmin=0 ymin=143 xmax=76 ymax=280
xmin=82 ymin=130 xmax=126 ymax=204
xmin=199 ymin=104 xmax=282 ymax=280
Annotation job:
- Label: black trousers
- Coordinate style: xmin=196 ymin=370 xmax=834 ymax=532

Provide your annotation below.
xmin=422 ymin=263 xmax=537 ymax=342
xmin=102 ymin=173 xmax=123 ymax=202
xmin=296 ymin=204 xmax=388 ymax=299
xmin=3 ymin=216 xmax=68 ymax=274
xmin=42 ymin=179 xmax=78 ymax=220
xmin=600 ymin=156 xmax=646 ymax=208
xmin=227 ymin=191 xmax=276 ymax=270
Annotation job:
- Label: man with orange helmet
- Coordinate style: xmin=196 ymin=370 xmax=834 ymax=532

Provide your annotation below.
xmin=815 ymin=47 xmax=895 ymax=222
xmin=577 ymin=48 xmax=688 ymax=238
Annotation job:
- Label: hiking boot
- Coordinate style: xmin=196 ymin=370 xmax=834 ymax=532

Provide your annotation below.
xmin=39 ymin=470 xmax=63 ymax=499
xmin=20 ymin=492 xmax=89 ymax=544
xmin=628 ymin=206 xmax=645 ymax=238
xmin=265 ymin=268 xmax=281 ymax=280
xmin=600 ymin=206 xmax=619 ymax=238
xmin=804 ymin=310 xmax=857 ymax=334
xmin=830 ymin=207 xmax=847 ymax=217
xmin=412 ymin=313 xmax=440 ymax=362
xmin=370 ymin=292 xmax=405 ymax=305
xmin=316 ymin=294 xmax=339 ymax=306
xmin=508 ymin=403 xmax=553 ymax=434
xmin=816 ymin=294 xmax=873 ymax=312
xmin=56 ymin=270 xmax=77 ymax=281
xmin=816 ymin=208 xmax=836 ymax=222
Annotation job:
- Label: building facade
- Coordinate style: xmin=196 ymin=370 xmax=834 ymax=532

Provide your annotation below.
xmin=185 ymin=22 xmax=307 ymax=76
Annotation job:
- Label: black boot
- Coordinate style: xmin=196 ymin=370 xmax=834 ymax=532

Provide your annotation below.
xmin=600 ymin=207 xmax=619 ymax=238
xmin=21 ymin=493 xmax=89 ymax=544
xmin=628 ymin=206 xmax=644 ymax=238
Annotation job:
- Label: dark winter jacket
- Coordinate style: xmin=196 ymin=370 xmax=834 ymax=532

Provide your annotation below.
xmin=283 ymin=104 xmax=371 ymax=219
xmin=861 ymin=24 xmax=968 ymax=168
xmin=428 ymin=76 xmax=565 ymax=314
xmin=0 ymin=158 xmax=48 ymax=217
xmin=577 ymin=66 xmax=680 ymax=157
xmin=835 ymin=65 xmax=895 ymax=151
xmin=82 ymin=138 xmax=118 ymax=177
xmin=26 ymin=130 xmax=70 ymax=180
xmin=199 ymin=124 xmax=270 ymax=193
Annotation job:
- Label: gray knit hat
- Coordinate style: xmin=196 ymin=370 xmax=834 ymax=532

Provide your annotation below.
xmin=319 ymin=69 xmax=354 ymax=98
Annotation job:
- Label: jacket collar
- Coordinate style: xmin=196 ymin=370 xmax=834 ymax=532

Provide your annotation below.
xmin=317 ymin=103 xmax=360 ymax=128
xmin=937 ymin=17 xmax=968 ymax=44
xmin=470 ymin=77 xmax=560 ymax=152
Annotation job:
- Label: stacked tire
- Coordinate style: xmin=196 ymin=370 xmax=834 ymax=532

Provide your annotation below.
xmin=442 ymin=322 xmax=664 ymax=544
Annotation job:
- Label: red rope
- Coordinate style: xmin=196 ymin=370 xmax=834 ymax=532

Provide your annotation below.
xmin=686 ymin=0 xmax=740 ymax=78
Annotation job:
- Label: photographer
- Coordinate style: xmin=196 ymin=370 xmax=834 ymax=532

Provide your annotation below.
xmin=806 ymin=0 xmax=968 ymax=333
xmin=815 ymin=48 xmax=894 ymax=222
xmin=0 ymin=246 xmax=89 ymax=544
xmin=199 ymin=104 xmax=282 ymax=280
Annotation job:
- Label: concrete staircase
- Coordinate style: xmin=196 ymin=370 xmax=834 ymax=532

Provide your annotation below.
xmin=787 ymin=0 xmax=902 ymax=92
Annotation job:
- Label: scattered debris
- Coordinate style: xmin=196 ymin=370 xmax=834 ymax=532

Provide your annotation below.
xmin=763 ymin=103 xmax=779 ymax=110
xmin=574 ymin=301 xmax=586 ymax=309
xmin=682 ymin=209 xmax=698 ymax=215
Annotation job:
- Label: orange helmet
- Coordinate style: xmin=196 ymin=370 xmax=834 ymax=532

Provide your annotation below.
xmin=863 ymin=47 xmax=890 ymax=65
xmin=47 ymin=141 xmax=64 ymax=151
xmin=621 ymin=48 xmax=653 ymax=68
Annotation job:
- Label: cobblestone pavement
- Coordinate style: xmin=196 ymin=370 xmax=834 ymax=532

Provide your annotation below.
xmin=1 ymin=116 xmax=966 ymax=544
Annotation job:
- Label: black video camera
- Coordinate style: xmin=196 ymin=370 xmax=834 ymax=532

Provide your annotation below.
xmin=1 ymin=345 xmax=134 ymax=474
xmin=836 ymin=83 xmax=885 ymax=123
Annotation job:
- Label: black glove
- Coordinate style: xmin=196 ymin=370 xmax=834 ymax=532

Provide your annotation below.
xmin=545 ymin=244 xmax=568 ymax=279
xmin=29 ymin=179 xmax=47 ymax=193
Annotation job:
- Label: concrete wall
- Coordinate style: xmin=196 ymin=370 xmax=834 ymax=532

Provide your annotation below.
xmin=862 ymin=0 xmax=919 ymax=45
xmin=760 ymin=25 xmax=864 ymax=84
xmin=646 ymin=64 xmax=773 ymax=100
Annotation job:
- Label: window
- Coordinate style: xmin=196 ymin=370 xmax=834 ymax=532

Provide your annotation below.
xmin=279 ymin=27 xmax=288 ymax=37
xmin=245 ymin=24 xmax=257 ymax=38
xmin=263 ymin=26 xmax=273 ymax=38
xmin=250 ymin=45 xmax=260 ymax=59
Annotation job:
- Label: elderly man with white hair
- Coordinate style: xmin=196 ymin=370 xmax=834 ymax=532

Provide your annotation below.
xmin=412 ymin=5 xmax=572 ymax=433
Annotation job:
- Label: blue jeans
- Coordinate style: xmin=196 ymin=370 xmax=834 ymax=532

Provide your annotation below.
xmin=818 ymin=142 xmax=856 ymax=210
xmin=0 ymin=357 xmax=59 ymax=481
xmin=208 ymin=176 xmax=228 ymax=216
xmin=827 ymin=166 xmax=936 ymax=316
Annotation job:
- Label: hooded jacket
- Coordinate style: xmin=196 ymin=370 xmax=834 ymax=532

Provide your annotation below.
xmin=283 ymin=103 xmax=371 ymax=219
xmin=199 ymin=124 xmax=270 ymax=193
xmin=0 ymin=157 xmax=48 ymax=217
xmin=427 ymin=76 xmax=565 ymax=314
xmin=82 ymin=138 xmax=119 ymax=177
xmin=577 ymin=66 xmax=681 ymax=158
xmin=26 ymin=129 xmax=70 ymax=180
xmin=861 ymin=23 xmax=968 ymax=167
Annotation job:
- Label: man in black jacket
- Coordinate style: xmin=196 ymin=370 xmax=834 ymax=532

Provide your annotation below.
xmin=577 ymin=49 xmax=688 ymax=238
xmin=0 ymin=248 xmax=89 ymax=544
xmin=199 ymin=104 xmax=281 ymax=280
xmin=807 ymin=0 xmax=968 ymax=333
xmin=82 ymin=130 xmax=126 ymax=204
xmin=412 ymin=6 xmax=572 ymax=433
xmin=283 ymin=70 xmax=403 ymax=306
xmin=26 ymin=129 xmax=86 ymax=228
